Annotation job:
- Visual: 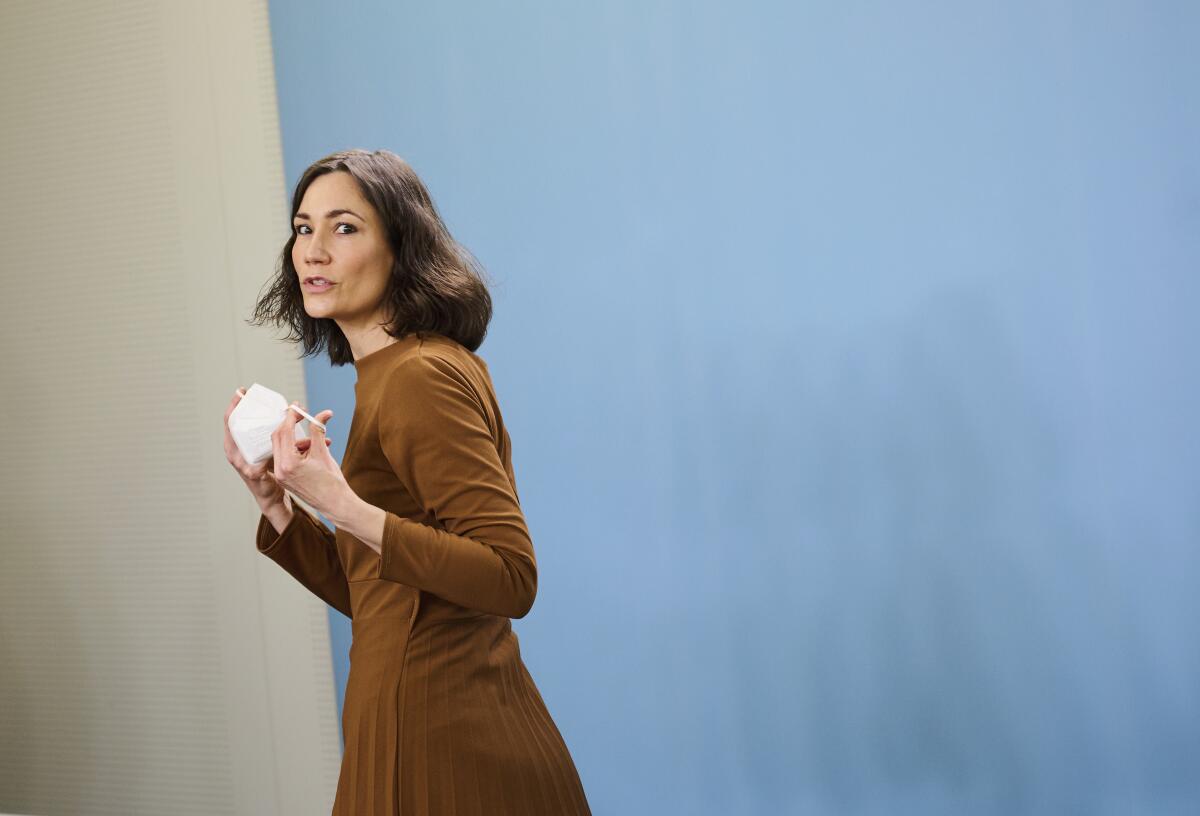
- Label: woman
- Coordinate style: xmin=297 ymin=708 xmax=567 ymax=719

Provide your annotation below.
xmin=222 ymin=149 xmax=591 ymax=815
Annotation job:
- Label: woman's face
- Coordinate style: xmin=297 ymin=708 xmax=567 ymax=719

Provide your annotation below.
xmin=292 ymin=170 xmax=394 ymax=328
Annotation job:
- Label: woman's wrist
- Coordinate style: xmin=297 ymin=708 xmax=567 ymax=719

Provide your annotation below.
xmin=327 ymin=490 xmax=385 ymax=554
xmin=251 ymin=479 xmax=286 ymax=511
xmin=260 ymin=491 xmax=294 ymax=535
xmin=258 ymin=488 xmax=289 ymax=511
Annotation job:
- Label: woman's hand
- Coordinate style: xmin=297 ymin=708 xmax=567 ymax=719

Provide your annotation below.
xmin=270 ymin=401 xmax=353 ymax=520
xmin=224 ymin=387 xmax=331 ymax=507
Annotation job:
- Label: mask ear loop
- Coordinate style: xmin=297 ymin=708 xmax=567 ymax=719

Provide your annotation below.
xmin=287 ymin=403 xmax=327 ymax=432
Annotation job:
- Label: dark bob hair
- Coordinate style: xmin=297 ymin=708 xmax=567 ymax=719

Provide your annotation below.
xmin=248 ymin=149 xmax=493 ymax=365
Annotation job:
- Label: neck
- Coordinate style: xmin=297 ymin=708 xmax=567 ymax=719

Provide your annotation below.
xmin=340 ymin=321 xmax=399 ymax=363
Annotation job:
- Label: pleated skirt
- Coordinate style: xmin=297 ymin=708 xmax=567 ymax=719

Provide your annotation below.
xmin=333 ymin=613 xmax=591 ymax=815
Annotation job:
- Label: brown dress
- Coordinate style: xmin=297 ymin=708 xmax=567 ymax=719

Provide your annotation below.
xmin=255 ymin=331 xmax=591 ymax=815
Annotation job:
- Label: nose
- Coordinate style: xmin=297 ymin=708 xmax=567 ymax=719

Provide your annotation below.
xmin=303 ymin=232 xmax=330 ymax=265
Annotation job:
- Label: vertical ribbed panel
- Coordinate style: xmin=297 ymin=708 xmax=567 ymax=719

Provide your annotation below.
xmin=0 ymin=1 xmax=339 ymax=814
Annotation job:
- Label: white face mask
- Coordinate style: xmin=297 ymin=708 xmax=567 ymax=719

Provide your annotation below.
xmin=228 ymin=383 xmax=311 ymax=466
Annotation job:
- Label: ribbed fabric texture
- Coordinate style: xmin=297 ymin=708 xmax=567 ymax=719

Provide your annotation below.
xmin=255 ymin=331 xmax=590 ymax=815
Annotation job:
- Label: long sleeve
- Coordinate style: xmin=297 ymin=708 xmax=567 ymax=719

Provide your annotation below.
xmin=256 ymin=499 xmax=354 ymax=619
xmin=375 ymin=353 xmax=537 ymax=619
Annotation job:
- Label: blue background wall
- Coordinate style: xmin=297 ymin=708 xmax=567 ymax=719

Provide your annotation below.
xmin=266 ymin=2 xmax=1199 ymax=812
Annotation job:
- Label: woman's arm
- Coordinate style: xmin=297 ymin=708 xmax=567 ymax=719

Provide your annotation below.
xmin=328 ymin=353 xmax=536 ymax=619
xmin=262 ymin=493 xmax=295 ymax=535
xmin=257 ymin=492 xmax=355 ymax=619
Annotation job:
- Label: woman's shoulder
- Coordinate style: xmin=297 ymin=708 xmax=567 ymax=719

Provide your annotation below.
xmin=418 ymin=331 xmax=485 ymax=367
xmin=379 ymin=332 xmax=494 ymax=403
xmin=371 ymin=333 xmax=506 ymax=439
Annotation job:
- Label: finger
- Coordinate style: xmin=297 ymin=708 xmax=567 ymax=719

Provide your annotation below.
xmin=287 ymin=404 xmax=330 ymax=430
xmin=294 ymin=438 xmax=332 ymax=453
xmin=308 ymin=409 xmax=333 ymax=457
xmin=285 ymin=402 xmax=317 ymax=439
xmin=272 ymin=406 xmax=300 ymax=476
xmin=281 ymin=402 xmax=304 ymax=436
xmin=225 ymin=386 xmax=246 ymax=422
xmin=283 ymin=402 xmax=310 ymax=461
xmin=309 ymin=409 xmax=333 ymax=439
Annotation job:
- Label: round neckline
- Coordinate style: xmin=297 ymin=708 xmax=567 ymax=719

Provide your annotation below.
xmin=353 ymin=333 xmax=420 ymax=373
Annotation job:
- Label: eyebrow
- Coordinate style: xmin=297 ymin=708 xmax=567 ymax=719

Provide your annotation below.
xmin=293 ymin=208 xmax=364 ymax=221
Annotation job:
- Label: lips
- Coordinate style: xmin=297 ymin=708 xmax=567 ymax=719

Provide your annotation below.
xmin=303 ymin=277 xmax=337 ymax=294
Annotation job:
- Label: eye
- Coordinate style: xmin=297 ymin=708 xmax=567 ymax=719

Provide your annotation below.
xmin=293 ymin=223 xmax=355 ymax=235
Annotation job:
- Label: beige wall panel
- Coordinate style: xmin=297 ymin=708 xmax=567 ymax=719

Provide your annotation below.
xmin=0 ymin=2 xmax=340 ymax=813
